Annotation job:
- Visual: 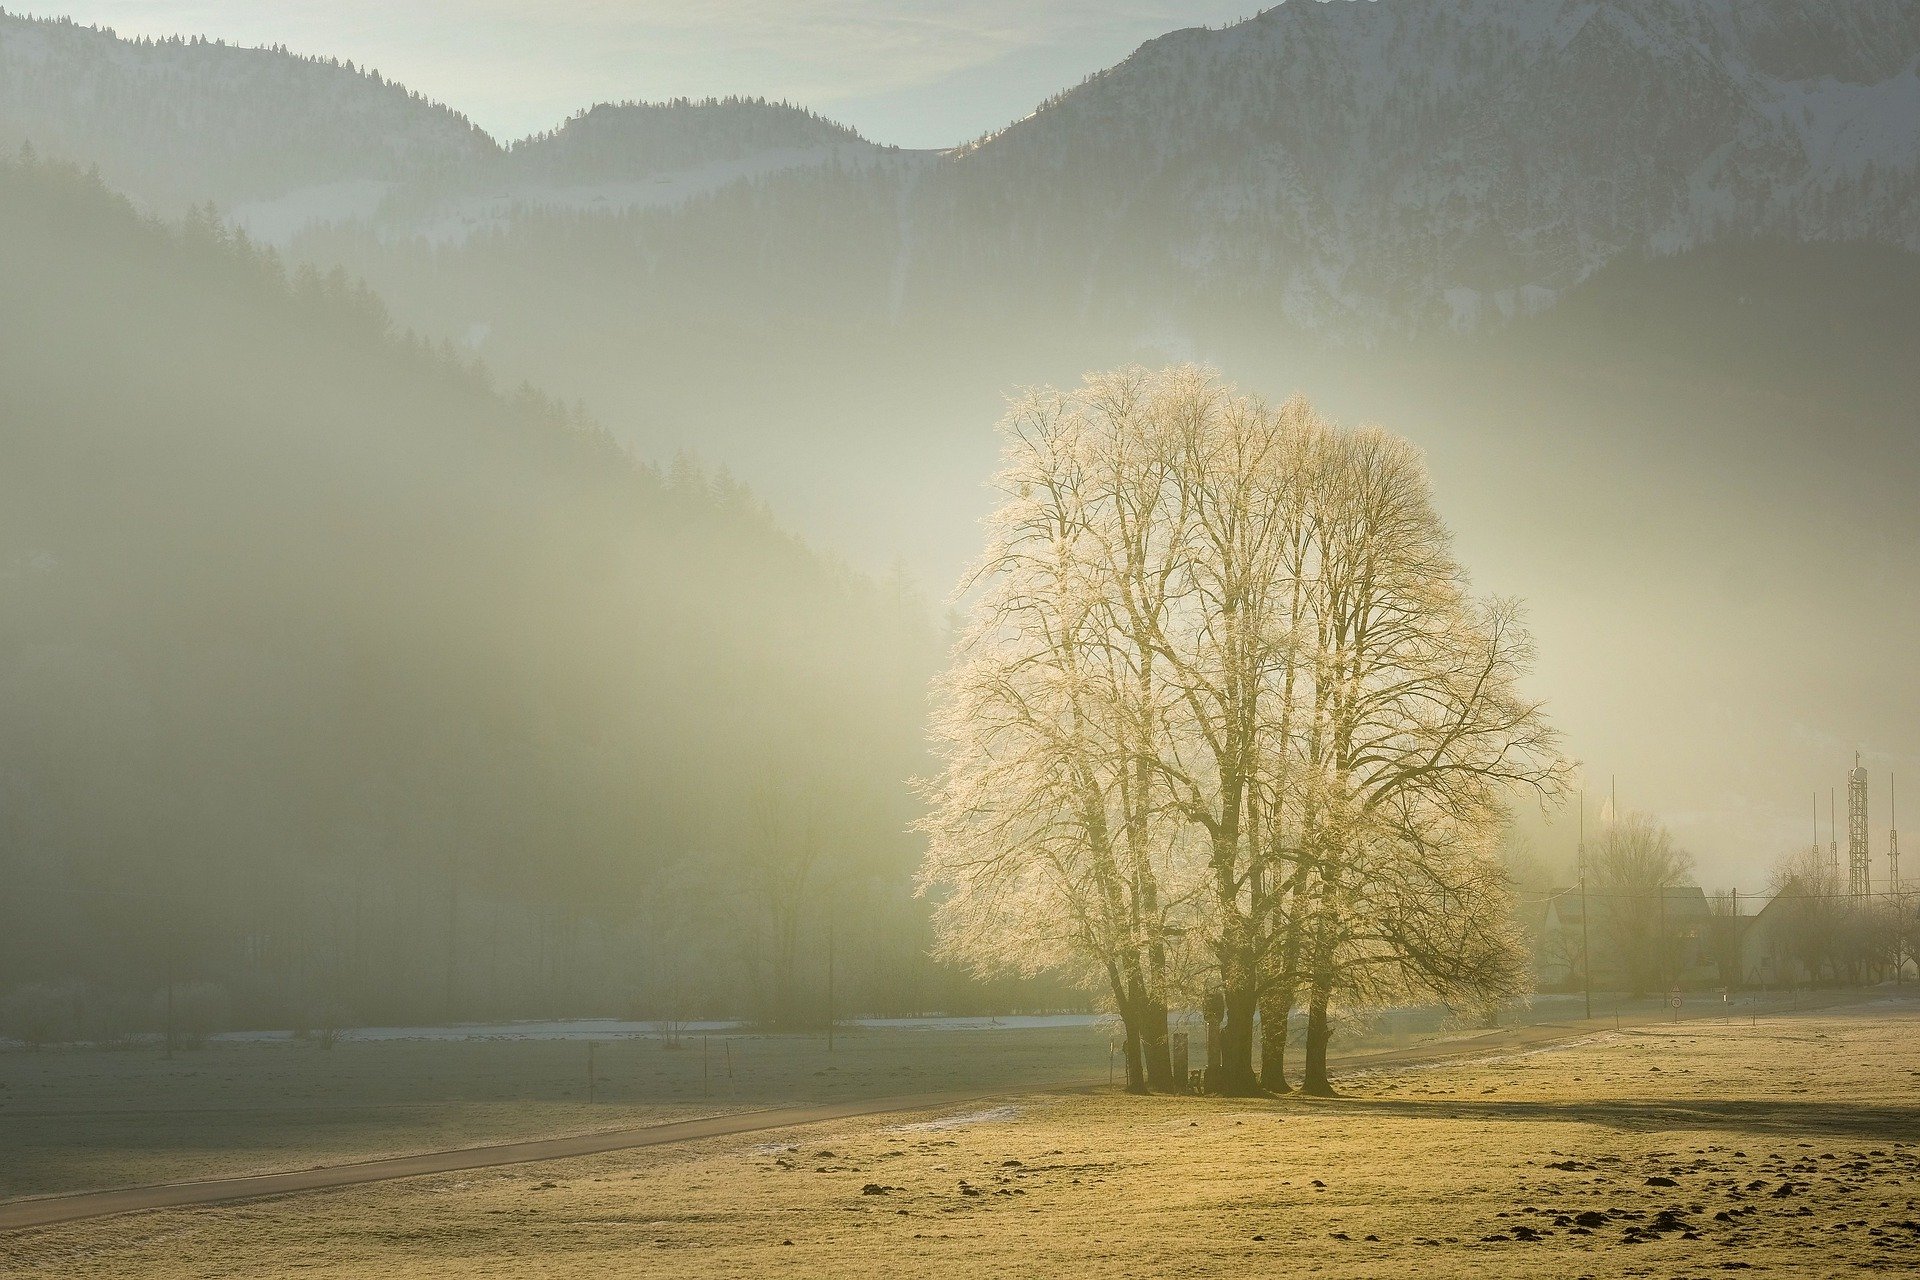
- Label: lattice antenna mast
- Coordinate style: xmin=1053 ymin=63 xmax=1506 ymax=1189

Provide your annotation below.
xmin=1812 ymin=790 xmax=1821 ymax=867
xmin=1891 ymin=773 xmax=1901 ymax=896
xmin=1849 ymin=754 xmax=1871 ymax=899
xmin=1830 ymin=789 xmax=1840 ymax=886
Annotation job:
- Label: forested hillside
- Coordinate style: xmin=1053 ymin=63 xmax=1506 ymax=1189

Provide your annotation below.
xmin=0 ymin=158 xmax=1004 ymax=1035
xmin=0 ymin=12 xmax=495 ymax=211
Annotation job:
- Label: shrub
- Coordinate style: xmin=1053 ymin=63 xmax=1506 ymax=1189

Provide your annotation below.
xmin=0 ymin=981 xmax=84 ymax=1047
xmin=150 ymin=981 xmax=231 ymax=1049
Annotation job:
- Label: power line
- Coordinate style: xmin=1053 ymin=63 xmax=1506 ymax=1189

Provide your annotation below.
xmin=1518 ymin=886 xmax=1920 ymax=907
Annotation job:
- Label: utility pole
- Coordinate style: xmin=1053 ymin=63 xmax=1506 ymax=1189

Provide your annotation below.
xmin=825 ymin=911 xmax=835 ymax=1054
xmin=444 ymin=863 xmax=460 ymax=1021
xmin=1893 ymin=774 xmax=1903 ymax=983
xmin=1658 ymin=880 xmax=1669 ymax=994
xmin=1579 ymin=789 xmax=1592 ymax=1020
xmin=164 ymin=940 xmax=176 ymax=1060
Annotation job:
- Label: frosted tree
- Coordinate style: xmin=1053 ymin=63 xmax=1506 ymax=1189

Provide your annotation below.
xmin=1200 ymin=420 xmax=1565 ymax=1093
xmin=919 ymin=381 xmax=1203 ymax=1091
xmin=923 ymin=365 xmax=1565 ymax=1098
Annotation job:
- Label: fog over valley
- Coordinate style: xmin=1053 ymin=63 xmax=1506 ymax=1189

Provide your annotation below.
xmin=2 ymin=14 xmax=1919 ymax=1267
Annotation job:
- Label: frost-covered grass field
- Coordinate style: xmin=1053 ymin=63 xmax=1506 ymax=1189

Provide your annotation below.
xmin=0 ymin=1024 xmax=1106 ymax=1199
xmin=10 ymin=997 xmax=1920 ymax=1276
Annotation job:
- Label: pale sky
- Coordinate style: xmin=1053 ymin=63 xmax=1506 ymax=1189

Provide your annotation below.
xmin=38 ymin=1 xmax=1271 ymax=146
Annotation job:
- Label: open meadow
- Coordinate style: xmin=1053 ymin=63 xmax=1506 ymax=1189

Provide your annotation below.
xmin=8 ymin=995 xmax=1919 ymax=1276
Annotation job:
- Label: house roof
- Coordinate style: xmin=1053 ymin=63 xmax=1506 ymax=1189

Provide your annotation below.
xmin=1546 ymin=883 xmax=1712 ymax=923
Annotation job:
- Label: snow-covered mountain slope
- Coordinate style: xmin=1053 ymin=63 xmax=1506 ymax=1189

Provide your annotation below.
xmin=913 ymin=0 xmax=1920 ymax=333
xmin=0 ymin=12 xmax=496 ymax=210
xmin=5 ymin=1 xmax=1917 ymax=330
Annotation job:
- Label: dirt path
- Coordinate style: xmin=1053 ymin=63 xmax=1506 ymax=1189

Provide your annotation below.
xmin=0 ymin=1093 xmax=1009 ymax=1231
xmin=0 ymin=994 xmax=1873 ymax=1232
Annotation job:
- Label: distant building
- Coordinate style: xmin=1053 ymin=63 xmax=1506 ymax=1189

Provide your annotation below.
xmin=1736 ymin=876 xmax=1814 ymax=988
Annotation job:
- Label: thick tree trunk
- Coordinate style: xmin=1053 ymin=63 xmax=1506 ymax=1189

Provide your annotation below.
xmin=1110 ymin=967 xmax=1150 ymax=1094
xmin=1258 ymin=988 xmax=1294 ymax=1093
xmin=1214 ymin=976 xmax=1262 ymax=1095
xmin=1301 ymin=968 xmax=1336 ymax=1096
xmin=1262 ymin=856 xmax=1316 ymax=1094
xmin=1140 ymin=997 xmax=1175 ymax=1092
xmin=1121 ymin=971 xmax=1175 ymax=1092
xmin=1122 ymin=1017 xmax=1147 ymax=1093
xmin=1301 ymin=826 xmax=1344 ymax=1097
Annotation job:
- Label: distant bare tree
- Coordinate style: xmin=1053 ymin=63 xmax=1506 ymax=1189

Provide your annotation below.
xmin=1591 ymin=812 xmax=1694 ymax=995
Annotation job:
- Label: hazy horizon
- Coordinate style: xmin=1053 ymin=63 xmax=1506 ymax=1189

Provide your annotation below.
xmin=22 ymin=0 xmax=1267 ymax=147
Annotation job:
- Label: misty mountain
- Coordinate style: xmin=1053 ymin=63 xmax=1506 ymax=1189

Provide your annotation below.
xmin=0 ymin=157 xmax=976 ymax=1028
xmin=0 ymin=11 xmax=496 ymax=211
xmin=927 ymin=0 xmax=1920 ymax=334
xmin=4 ymin=0 xmax=1918 ymax=873
xmin=510 ymin=100 xmax=873 ymax=182
xmin=6 ymin=1 xmax=1917 ymax=334
xmin=0 ymin=10 xmax=895 ymax=244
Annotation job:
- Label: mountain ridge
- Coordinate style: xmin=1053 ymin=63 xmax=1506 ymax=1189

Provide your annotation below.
xmin=8 ymin=0 xmax=1916 ymax=335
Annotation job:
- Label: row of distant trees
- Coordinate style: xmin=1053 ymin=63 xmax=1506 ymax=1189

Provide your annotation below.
xmin=919 ymin=366 xmax=1569 ymax=1096
xmin=1751 ymin=847 xmax=1919 ymax=987
xmin=1533 ymin=809 xmax=1919 ymax=997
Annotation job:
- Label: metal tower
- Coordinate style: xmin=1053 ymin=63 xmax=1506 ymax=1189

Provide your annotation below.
xmin=1830 ymin=788 xmax=1841 ymax=882
xmin=1813 ymin=790 xmax=1823 ymax=872
xmin=1891 ymin=773 xmax=1902 ymax=896
xmin=1849 ymin=754 xmax=1871 ymax=898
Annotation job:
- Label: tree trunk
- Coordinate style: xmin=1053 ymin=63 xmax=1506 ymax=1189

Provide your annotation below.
xmin=1111 ymin=968 xmax=1153 ymax=1094
xmin=1258 ymin=987 xmax=1294 ymax=1093
xmin=1302 ymin=969 xmax=1336 ymax=1096
xmin=1262 ymin=856 xmax=1317 ymax=1094
xmin=1214 ymin=976 xmax=1262 ymax=1095
xmin=1301 ymin=828 xmax=1344 ymax=1097
xmin=1121 ymin=1016 xmax=1147 ymax=1093
xmin=1140 ymin=996 xmax=1175 ymax=1092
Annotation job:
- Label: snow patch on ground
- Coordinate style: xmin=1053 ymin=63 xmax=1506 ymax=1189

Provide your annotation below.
xmin=1348 ymin=1032 xmax=1620 ymax=1081
xmin=212 ymin=1013 xmax=1102 ymax=1043
xmin=887 ymin=1105 xmax=1023 ymax=1133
